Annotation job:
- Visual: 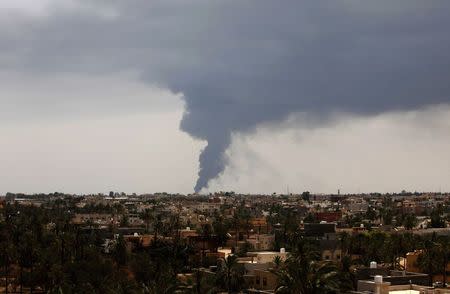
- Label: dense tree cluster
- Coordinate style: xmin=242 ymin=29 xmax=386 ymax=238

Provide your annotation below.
xmin=0 ymin=195 xmax=449 ymax=293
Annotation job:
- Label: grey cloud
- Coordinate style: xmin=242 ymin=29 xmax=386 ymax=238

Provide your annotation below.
xmin=207 ymin=106 xmax=450 ymax=194
xmin=1 ymin=0 xmax=450 ymax=191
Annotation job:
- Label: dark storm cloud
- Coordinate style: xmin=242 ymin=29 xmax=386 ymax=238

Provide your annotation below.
xmin=1 ymin=0 xmax=450 ymax=191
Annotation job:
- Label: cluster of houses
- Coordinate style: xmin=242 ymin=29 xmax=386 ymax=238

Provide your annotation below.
xmin=2 ymin=191 xmax=449 ymax=293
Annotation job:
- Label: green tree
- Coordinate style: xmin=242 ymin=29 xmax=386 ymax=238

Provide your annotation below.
xmin=416 ymin=235 xmax=446 ymax=286
xmin=0 ymin=240 xmax=15 ymax=294
xmin=338 ymin=255 xmax=356 ymax=292
xmin=120 ymin=215 xmax=130 ymax=227
xmin=216 ymin=255 xmax=245 ymax=293
xmin=212 ymin=214 xmax=229 ymax=247
xmin=141 ymin=209 xmax=152 ymax=233
xmin=436 ymin=237 xmax=449 ymax=287
xmin=403 ymin=214 xmax=418 ymax=230
xmin=113 ymin=235 xmax=129 ymax=266
xmin=430 ymin=209 xmax=445 ymax=228
xmin=380 ymin=208 xmax=393 ymax=226
xmin=131 ymin=251 xmax=179 ymax=294
xmin=301 ymin=191 xmax=310 ymax=202
xmin=274 ymin=254 xmax=340 ymax=294
xmin=339 ymin=231 xmax=350 ymax=256
xmin=365 ymin=207 xmax=377 ymax=221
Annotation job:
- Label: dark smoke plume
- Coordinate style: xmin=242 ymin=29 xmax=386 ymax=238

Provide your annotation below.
xmin=172 ymin=2 xmax=450 ymax=192
xmin=3 ymin=1 xmax=450 ymax=192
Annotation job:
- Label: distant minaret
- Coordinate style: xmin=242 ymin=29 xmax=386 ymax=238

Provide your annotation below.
xmin=338 ymin=189 xmax=340 ymax=196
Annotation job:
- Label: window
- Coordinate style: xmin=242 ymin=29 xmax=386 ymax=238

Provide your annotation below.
xmin=263 ymin=277 xmax=267 ymax=286
xmin=256 ymin=276 xmax=260 ymax=285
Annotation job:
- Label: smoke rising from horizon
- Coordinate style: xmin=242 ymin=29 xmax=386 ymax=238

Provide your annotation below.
xmin=1 ymin=1 xmax=450 ymax=192
xmin=171 ymin=2 xmax=450 ymax=192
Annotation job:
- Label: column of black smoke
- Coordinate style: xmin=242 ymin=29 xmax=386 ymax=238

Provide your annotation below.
xmin=167 ymin=2 xmax=450 ymax=193
xmin=4 ymin=1 xmax=450 ymax=194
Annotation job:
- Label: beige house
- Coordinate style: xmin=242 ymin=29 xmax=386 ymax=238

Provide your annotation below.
xmin=406 ymin=250 xmax=450 ymax=284
xmin=357 ymin=276 xmax=450 ymax=294
xmin=246 ymin=234 xmax=275 ymax=251
xmin=250 ymin=269 xmax=278 ymax=291
xmin=242 ymin=250 xmax=288 ymax=291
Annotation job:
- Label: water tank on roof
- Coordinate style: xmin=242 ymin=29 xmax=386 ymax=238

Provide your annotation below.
xmin=370 ymin=261 xmax=377 ymax=269
xmin=280 ymin=248 xmax=286 ymax=253
xmin=374 ymin=275 xmax=383 ymax=284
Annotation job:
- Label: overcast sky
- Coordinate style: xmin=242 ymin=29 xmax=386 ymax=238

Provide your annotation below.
xmin=1 ymin=1 xmax=449 ymax=195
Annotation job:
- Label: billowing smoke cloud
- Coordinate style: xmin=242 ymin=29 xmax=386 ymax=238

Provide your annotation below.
xmin=1 ymin=1 xmax=450 ymax=192
xmin=171 ymin=2 xmax=450 ymax=192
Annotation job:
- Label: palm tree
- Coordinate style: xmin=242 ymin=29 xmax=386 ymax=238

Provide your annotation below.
xmin=113 ymin=235 xmax=129 ymax=266
xmin=272 ymin=255 xmax=283 ymax=271
xmin=385 ymin=233 xmax=402 ymax=269
xmin=274 ymin=258 xmax=340 ymax=294
xmin=212 ymin=214 xmax=229 ymax=247
xmin=403 ymin=214 xmax=418 ymax=230
xmin=338 ymin=255 xmax=356 ymax=292
xmin=232 ymin=211 xmax=241 ymax=249
xmin=0 ymin=241 xmax=15 ymax=294
xmin=347 ymin=233 xmax=368 ymax=266
xmin=366 ymin=231 xmax=388 ymax=263
xmin=435 ymin=237 xmax=449 ymax=287
xmin=152 ymin=213 xmax=163 ymax=241
xmin=216 ymin=255 xmax=244 ymax=293
xmin=273 ymin=242 xmax=340 ymax=294
xmin=141 ymin=209 xmax=152 ymax=233
xmin=339 ymin=231 xmax=350 ymax=256
xmin=416 ymin=238 xmax=441 ymax=286
xmin=46 ymin=264 xmax=69 ymax=294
